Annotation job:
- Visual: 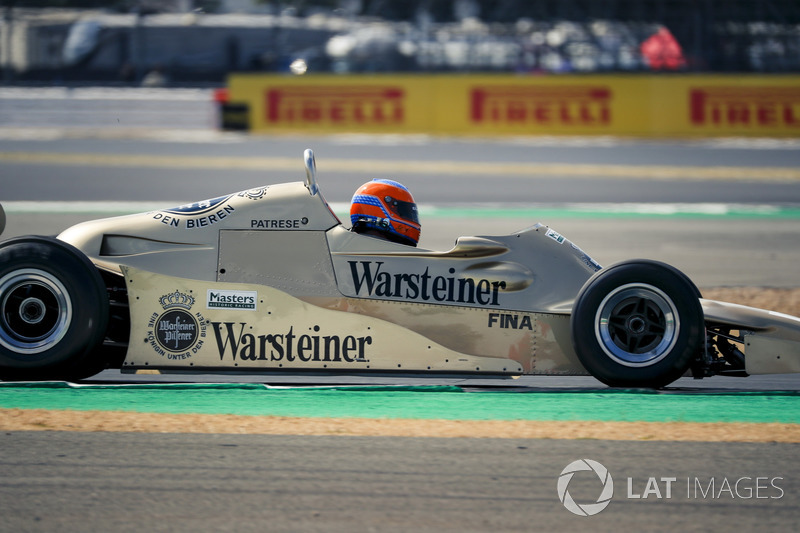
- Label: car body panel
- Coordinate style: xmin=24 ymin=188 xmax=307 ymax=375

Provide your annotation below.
xmin=56 ymin=182 xmax=341 ymax=281
xmin=123 ymin=265 xmax=524 ymax=375
xmin=701 ymin=299 xmax=800 ymax=374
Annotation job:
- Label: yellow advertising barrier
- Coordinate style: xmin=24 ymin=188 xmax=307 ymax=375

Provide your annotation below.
xmin=228 ymin=74 xmax=800 ymax=137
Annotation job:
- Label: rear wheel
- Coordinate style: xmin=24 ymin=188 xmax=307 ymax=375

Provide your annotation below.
xmin=570 ymin=260 xmax=703 ymax=388
xmin=0 ymin=237 xmax=109 ymax=381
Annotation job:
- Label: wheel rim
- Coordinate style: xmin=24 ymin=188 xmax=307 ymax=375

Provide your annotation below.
xmin=594 ymin=283 xmax=679 ymax=367
xmin=0 ymin=269 xmax=72 ymax=354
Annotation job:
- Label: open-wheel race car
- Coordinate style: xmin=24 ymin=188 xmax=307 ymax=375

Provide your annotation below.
xmin=1 ymin=150 xmax=799 ymax=387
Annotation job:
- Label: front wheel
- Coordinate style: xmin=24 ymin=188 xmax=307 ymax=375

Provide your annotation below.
xmin=570 ymin=260 xmax=703 ymax=388
xmin=0 ymin=237 xmax=109 ymax=380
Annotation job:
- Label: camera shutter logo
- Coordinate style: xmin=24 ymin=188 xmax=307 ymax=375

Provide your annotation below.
xmin=557 ymin=459 xmax=614 ymax=516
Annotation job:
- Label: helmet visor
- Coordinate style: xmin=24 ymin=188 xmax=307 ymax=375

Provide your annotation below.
xmin=387 ymin=198 xmax=419 ymax=225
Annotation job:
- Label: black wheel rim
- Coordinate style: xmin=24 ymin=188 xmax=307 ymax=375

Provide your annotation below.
xmin=0 ymin=269 xmax=72 ymax=354
xmin=594 ymin=283 xmax=679 ymax=367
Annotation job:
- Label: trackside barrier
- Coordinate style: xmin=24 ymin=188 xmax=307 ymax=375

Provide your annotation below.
xmin=226 ymin=74 xmax=800 ymax=137
xmin=213 ymin=88 xmax=250 ymax=131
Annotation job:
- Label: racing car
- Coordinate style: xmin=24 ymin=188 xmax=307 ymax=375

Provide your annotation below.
xmin=1 ymin=149 xmax=799 ymax=387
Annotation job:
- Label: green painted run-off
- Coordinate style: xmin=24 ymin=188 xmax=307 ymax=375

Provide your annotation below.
xmin=1 ymin=383 xmax=798 ymax=423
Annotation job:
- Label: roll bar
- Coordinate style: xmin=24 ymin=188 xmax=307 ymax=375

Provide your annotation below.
xmin=304 ymin=149 xmax=318 ymax=196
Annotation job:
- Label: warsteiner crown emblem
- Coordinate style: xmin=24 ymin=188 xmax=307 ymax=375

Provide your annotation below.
xmin=159 ymin=290 xmax=195 ymax=310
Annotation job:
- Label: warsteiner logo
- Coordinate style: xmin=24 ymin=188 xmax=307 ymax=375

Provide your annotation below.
xmin=156 ymin=310 xmax=197 ymax=352
xmin=147 ymin=290 xmax=207 ymax=360
xmin=347 ymin=261 xmax=506 ymax=306
xmin=212 ymin=323 xmax=372 ymax=363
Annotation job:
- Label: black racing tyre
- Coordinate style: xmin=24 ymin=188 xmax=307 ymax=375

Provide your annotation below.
xmin=0 ymin=237 xmax=109 ymax=381
xmin=570 ymin=259 xmax=704 ymax=389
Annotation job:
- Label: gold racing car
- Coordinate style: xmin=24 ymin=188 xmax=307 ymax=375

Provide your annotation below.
xmin=1 ymin=150 xmax=798 ymax=387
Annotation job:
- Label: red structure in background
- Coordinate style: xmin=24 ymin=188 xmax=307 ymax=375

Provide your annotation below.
xmin=640 ymin=27 xmax=686 ymax=70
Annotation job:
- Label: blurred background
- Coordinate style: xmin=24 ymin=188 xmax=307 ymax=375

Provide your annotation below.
xmin=1 ymin=0 xmax=798 ymax=85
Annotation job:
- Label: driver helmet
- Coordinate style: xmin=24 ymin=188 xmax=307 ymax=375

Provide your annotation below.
xmin=350 ymin=179 xmax=420 ymax=246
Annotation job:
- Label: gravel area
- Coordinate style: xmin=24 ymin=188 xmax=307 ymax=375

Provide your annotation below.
xmin=1 ymin=409 xmax=798 ymax=442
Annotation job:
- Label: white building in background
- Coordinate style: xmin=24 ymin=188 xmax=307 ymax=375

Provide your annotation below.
xmin=0 ymin=8 xmax=345 ymax=83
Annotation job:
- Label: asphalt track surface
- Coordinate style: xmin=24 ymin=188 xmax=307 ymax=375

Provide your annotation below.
xmin=1 ymin=432 xmax=798 ymax=532
xmin=2 ymin=92 xmax=800 ymax=531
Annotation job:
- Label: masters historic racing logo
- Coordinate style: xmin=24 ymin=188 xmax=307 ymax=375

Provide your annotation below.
xmin=207 ymin=289 xmax=257 ymax=311
xmin=147 ymin=290 xmax=207 ymax=360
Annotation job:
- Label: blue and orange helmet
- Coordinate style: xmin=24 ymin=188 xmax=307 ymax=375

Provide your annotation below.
xmin=350 ymin=179 xmax=421 ymax=246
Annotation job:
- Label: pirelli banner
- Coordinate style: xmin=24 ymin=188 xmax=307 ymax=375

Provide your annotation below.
xmin=227 ymin=74 xmax=800 ymax=137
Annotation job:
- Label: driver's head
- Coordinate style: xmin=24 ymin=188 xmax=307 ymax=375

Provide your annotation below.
xmin=350 ymin=179 xmax=420 ymax=246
